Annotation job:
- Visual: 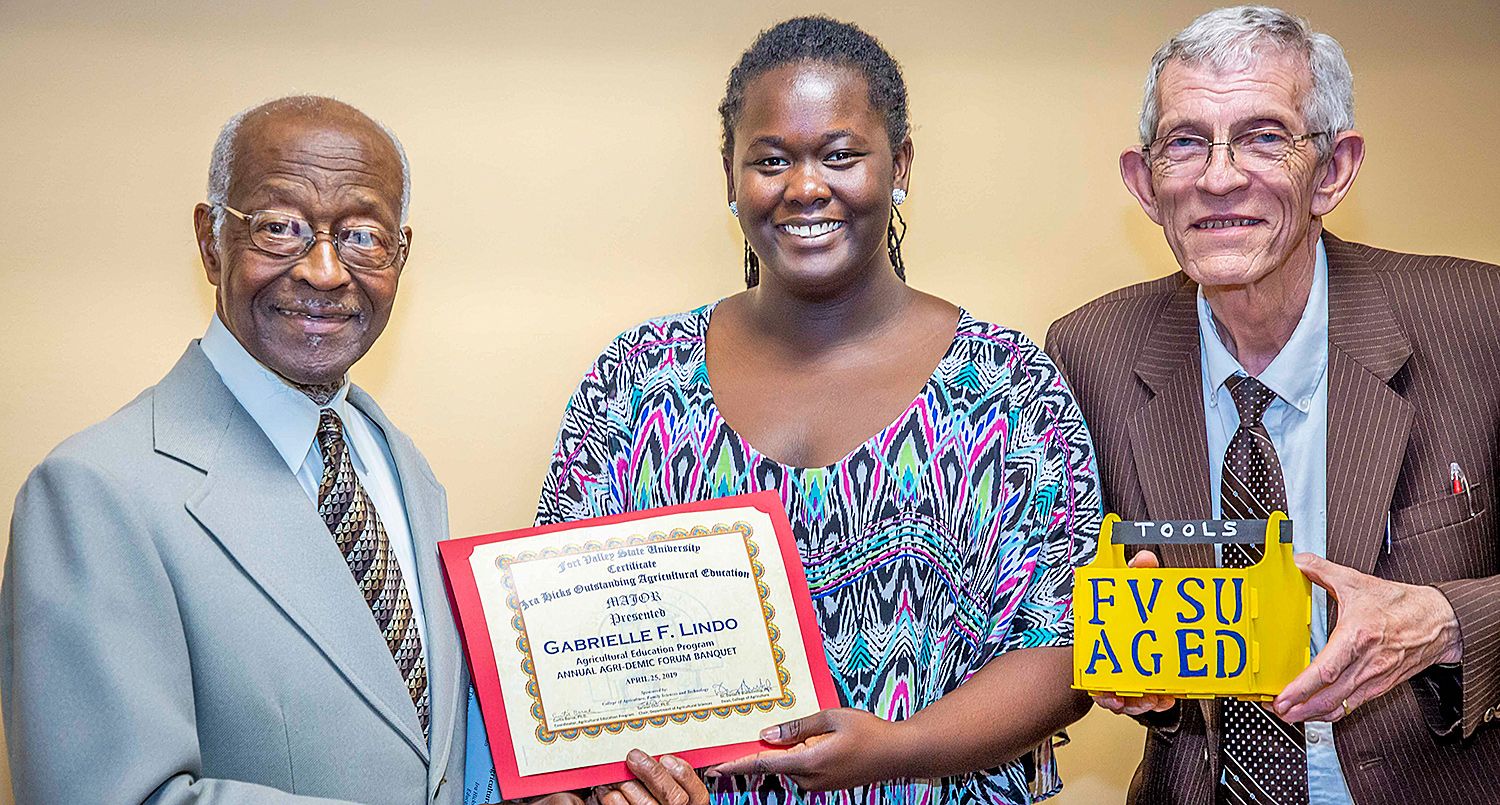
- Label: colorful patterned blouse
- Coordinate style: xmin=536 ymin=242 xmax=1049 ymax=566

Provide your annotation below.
xmin=472 ymin=303 xmax=1101 ymax=804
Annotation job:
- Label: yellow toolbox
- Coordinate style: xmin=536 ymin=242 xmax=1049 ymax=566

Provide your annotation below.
xmin=1073 ymin=513 xmax=1310 ymax=701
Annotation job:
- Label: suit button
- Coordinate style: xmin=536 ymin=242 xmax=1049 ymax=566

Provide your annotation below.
xmin=1485 ymin=707 xmax=1495 ymax=723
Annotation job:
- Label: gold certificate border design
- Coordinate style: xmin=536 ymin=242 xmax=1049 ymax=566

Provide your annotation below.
xmin=495 ymin=521 xmax=797 ymax=744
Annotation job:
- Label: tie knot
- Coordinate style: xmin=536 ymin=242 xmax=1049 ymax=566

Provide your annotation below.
xmin=1226 ymin=374 xmax=1277 ymax=424
xmin=316 ymin=408 xmax=345 ymax=452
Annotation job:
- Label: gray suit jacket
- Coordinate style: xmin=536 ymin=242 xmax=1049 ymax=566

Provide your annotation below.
xmin=2 ymin=343 xmax=467 ymax=804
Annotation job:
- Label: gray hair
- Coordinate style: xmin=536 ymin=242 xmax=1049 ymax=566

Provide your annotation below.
xmin=206 ymin=95 xmax=411 ymax=241
xmin=1138 ymin=6 xmax=1355 ymax=158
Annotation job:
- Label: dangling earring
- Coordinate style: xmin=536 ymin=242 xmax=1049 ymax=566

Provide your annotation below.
xmin=891 ymin=188 xmax=907 ymax=206
xmin=888 ymin=205 xmax=907 ymax=282
xmin=744 ymin=241 xmax=760 ymax=288
xmin=734 ymin=202 xmax=757 ymax=286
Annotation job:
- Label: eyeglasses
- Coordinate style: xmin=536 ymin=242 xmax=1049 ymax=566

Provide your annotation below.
xmin=215 ymin=204 xmax=405 ymax=271
xmin=1144 ymin=127 xmax=1327 ymax=176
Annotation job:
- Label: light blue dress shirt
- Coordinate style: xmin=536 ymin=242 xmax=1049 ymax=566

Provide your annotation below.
xmin=1199 ymin=238 xmax=1353 ymax=803
xmin=199 ymin=315 xmax=431 ymax=687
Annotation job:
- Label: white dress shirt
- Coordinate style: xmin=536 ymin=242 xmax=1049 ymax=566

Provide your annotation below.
xmin=1198 ymin=237 xmax=1353 ymax=803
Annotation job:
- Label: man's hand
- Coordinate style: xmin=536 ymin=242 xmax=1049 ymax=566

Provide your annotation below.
xmin=1090 ymin=549 xmax=1179 ymax=717
xmin=592 ymin=750 xmax=709 ymax=805
xmin=704 ymin=708 xmax=903 ymax=791
xmin=1274 ymin=553 xmax=1462 ymax=723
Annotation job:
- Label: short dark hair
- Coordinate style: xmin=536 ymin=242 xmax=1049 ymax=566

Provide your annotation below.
xmin=718 ymin=16 xmax=910 ymax=155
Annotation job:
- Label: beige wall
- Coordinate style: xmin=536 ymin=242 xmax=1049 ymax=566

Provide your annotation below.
xmin=2 ymin=1 xmax=1497 ymax=801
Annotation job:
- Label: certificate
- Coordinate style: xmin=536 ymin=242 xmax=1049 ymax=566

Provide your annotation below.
xmin=440 ymin=492 xmax=840 ymax=799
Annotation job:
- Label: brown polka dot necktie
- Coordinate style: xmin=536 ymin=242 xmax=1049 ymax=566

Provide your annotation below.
xmin=1218 ymin=375 xmax=1307 ymax=804
xmin=316 ymin=409 xmax=429 ymax=737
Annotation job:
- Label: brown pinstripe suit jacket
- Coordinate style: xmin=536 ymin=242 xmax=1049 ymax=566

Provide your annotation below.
xmin=1045 ymin=233 xmax=1499 ymax=804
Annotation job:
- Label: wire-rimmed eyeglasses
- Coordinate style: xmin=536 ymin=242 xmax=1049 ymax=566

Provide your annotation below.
xmin=1144 ymin=127 xmax=1327 ymax=176
xmin=215 ymin=204 xmax=405 ymax=271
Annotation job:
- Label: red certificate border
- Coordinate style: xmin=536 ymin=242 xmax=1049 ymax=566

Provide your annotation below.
xmin=439 ymin=491 xmax=841 ymax=799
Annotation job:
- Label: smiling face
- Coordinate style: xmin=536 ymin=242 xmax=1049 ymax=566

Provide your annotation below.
xmin=1123 ymin=50 xmax=1334 ymax=289
xmin=193 ymin=104 xmax=410 ymax=387
xmin=726 ymin=61 xmax=911 ymax=295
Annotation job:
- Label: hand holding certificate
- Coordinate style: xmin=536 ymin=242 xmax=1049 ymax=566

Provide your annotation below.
xmin=441 ymin=492 xmax=839 ymax=799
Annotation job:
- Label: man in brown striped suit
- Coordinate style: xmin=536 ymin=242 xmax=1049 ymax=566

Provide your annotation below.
xmin=1046 ymin=7 xmax=1498 ymax=805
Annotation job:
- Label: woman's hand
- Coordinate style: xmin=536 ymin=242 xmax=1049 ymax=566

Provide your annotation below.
xmin=592 ymin=750 xmax=709 ymax=805
xmin=705 ymin=647 xmax=1086 ymax=791
xmin=705 ymin=708 xmax=905 ymax=791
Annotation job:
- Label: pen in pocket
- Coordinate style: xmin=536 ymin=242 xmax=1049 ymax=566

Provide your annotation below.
xmin=1450 ymin=461 xmax=1478 ymax=517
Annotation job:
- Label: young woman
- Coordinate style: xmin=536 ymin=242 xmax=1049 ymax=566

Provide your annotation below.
xmin=478 ymin=16 xmax=1102 ymax=804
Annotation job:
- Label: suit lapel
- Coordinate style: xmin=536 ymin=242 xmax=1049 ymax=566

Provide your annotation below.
xmin=1129 ymin=275 xmax=1216 ymax=570
xmin=156 ymin=346 xmax=431 ymax=761
xmin=350 ymin=387 xmax=462 ymax=786
xmin=1323 ymin=234 xmax=1414 ymax=577
xmin=1127 ymin=277 xmax=1220 ymax=741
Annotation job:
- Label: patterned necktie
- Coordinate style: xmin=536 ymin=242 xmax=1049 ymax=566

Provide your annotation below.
xmin=316 ymin=409 xmax=429 ymax=736
xmin=1217 ymin=375 xmax=1307 ymax=805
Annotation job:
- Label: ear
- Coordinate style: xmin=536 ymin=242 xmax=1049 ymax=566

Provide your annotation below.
xmin=892 ymin=136 xmax=914 ymax=192
xmin=395 ymin=225 xmax=414 ymax=276
xmin=1120 ymin=147 xmax=1164 ymax=226
xmin=1311 ymin=130 xmax=1365 ymax=217
xmin=193 ymin=203 xmax=223 ymax=286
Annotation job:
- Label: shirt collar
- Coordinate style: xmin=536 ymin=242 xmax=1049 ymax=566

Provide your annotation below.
xmin=1198 ymin=236 xmax=1330 ymax=413
xmin=199 ymin=315 xmax=352 ymax=474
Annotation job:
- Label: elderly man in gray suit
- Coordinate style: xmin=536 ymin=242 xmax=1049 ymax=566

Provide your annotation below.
xmin=2 ymin=96 xmax=466 ymax=803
